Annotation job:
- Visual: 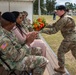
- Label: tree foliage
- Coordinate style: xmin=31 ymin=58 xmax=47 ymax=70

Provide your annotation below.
xmin=65 ymin=2 xmax=76 ymax=10
xmin=33 ymin=0 xmax=44 ymax=15
xmin=46 ymin=0 xmax=56 ymax=14
xmin=73 ymin=3 xmax=76 ymax=10
xmin=33 ymin=0 xmax=56 ymax=15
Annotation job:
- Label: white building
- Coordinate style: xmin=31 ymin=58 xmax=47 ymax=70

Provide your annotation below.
xmin=0 ymin=0 xmax=35 ymax=23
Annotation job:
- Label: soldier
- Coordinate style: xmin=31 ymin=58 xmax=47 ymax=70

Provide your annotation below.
xmin=53 ymin=10 xmax=57 ymax=20
xmin=12 ymin=11 xmax=46 ymax=57
xmin=0 ymin=12 xmax=48 ymax=75
xmin=22 ymin=11 xmax=33 ymax=32
xmin=42 ymin=5 xmax=76 ymax=73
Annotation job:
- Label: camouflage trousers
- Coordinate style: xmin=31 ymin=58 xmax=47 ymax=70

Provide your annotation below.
xmin=57 ymin=39 xmax=76 ymax=67
xmin=16 ymin=55 xmax=48 ymax=75
xmin=23 ymin=45 xmax=42 ymax=56
xmin=30 ymin=47 xmax=42 ymax=56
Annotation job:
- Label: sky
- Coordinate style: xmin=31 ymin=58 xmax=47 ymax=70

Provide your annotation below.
xmin=56 ymin=0 xmax=76 ymax=5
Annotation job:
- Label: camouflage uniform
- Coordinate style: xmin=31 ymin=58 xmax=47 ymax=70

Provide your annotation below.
xmin=42 ymin=14 xmax=76 ymax=67
xmin=22 ymin=18 xmax=34 ymax=32
xmin=0 ymin=26 xmax=48 ymax=75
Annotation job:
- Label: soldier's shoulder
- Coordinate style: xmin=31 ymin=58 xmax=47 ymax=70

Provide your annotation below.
xmin=61 ymin=15 xmax=73 ymax=22
xmin=0 ymin=35 xmax=8 ymax=41
xmin=0 ymin=31 xmax=9 ymax=42
xmin=64 ymin=15 xmax=73 ymax=19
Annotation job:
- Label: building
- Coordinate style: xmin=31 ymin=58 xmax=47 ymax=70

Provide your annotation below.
xmin=0 ymin=0 xmax=35 ymax=23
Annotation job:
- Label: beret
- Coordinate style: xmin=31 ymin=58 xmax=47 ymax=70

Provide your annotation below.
xmin=56 ymin=5 xmax=66 ymax=11
xmin=12 ymin=11 xmax=19 ymax=19
xmin=2 ymin=12 xmax=16 ymax=23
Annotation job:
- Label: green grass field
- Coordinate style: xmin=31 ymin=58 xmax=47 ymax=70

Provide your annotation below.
xmin=33 ymin=15 xmax=76 ymax=75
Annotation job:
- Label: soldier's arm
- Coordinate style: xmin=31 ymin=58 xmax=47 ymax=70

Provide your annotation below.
xmin=41 ymin=17 xmax=68 ymax=34
xmin=45 ymin=24 xmax=52 ymax=28
xmin=0 ymin=36 xmax=26 ymax=62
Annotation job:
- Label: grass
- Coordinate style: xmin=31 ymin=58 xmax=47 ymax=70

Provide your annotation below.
xmin=33 ymin=15 xmax=76 ymax=75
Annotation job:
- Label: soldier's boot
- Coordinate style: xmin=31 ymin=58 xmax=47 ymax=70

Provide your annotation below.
xmin=54 ymin=67 xmax=65 ymax=73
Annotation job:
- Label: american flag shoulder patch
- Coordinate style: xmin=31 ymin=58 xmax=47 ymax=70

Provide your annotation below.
xmin=0 ymin=42 xmax=8 ymax=50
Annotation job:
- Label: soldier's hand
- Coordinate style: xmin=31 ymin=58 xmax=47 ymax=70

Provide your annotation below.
xmin=41 ymin=28 xmax=51 ymax=34
xmin=26 ymin=31 xmax=39 ymax=45
xmin=45 ymin=24 xmax=52 ymax=28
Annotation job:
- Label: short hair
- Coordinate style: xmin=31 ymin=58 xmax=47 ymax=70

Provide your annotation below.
xmin=23 ymin=11 xmax=28 ymax=16
xmin=66 ymin=8 xmax=69 ymax=12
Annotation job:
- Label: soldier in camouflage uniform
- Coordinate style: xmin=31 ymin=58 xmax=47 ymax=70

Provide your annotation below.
xmin=0 ymin=12 xmax=48 ymax=75
xmin=42 ymin=5 xmax=76 ymax=73
xmin=22 ymin=11 xmax=33 ymax=32
xmin=11 ymin=11 xmax=46 ymax=57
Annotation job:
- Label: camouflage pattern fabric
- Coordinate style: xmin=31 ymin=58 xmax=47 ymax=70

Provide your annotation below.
xmin=0 ymin=27 xmax=48 ymax=75
xmin=22 ymin=18 xmax=33 ymax=32
xmin=57 ymin=39 xmax=76 ymax=67
xmin=42 ymin=14 xmax=76 ymax=67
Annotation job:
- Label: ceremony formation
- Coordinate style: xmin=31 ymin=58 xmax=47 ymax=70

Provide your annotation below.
xmin=0 ymin=0 xmax=76 ymax=75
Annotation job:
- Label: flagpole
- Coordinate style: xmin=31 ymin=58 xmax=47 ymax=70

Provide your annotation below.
xmin=38 ymin=0 xmax=41 ymax=16
xmin=9 ymin=0 xmax=10 ymax=12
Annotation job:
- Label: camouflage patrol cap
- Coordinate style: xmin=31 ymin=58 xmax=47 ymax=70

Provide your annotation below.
xmin=56 ymin=5 xmax=66 ymax=11
xmin=2 ymin=12 xmax=16 ymax=23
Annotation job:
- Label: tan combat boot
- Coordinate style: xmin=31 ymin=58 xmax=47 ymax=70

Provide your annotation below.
xmin=54 ymin=67 xmax=65 ymax=73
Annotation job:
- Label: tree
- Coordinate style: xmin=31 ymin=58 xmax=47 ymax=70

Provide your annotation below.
xmin=65 ymin=2 xmax=74 ymax=10
xmin=33 ymin=0 xmax=56 ymax=15
xmin=46 ymin=0 xmax=56 ymax=15
xmin=73 ymin=3 xmax=76 ymax=10
xmin=33 ymin=0 xmax=44 ymax=15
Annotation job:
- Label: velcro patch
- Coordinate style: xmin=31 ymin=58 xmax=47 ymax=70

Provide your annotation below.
xmin=0 ymin=42 xmax=8 ymax=50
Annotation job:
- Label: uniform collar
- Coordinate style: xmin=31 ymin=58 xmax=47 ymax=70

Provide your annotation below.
xmin=60 ymin=13 xmax=66 ymax=18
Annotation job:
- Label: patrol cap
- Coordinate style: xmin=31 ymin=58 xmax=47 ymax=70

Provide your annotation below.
xmin=56 ymin=5 xmax=66 ymax=11
xmin=12 ymin=11 xmax=19 ymax=19
xmin=2 ymin=12 xmax=16 ymax=23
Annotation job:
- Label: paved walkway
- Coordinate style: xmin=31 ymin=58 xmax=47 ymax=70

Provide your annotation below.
xmin=40 ymin=34 xmax=70 ymax=75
